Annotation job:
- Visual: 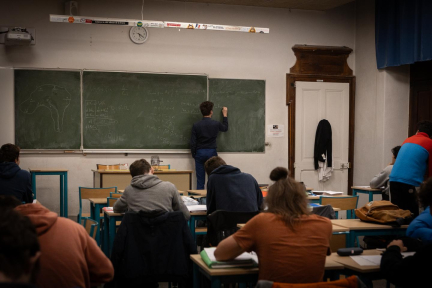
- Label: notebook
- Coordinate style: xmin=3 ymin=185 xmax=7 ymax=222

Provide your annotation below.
xmin=200 ymin=247 xmax=258 ymax=269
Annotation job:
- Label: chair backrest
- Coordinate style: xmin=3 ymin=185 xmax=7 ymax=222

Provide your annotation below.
xmin=255 ymin=275 xmax=359 ymax=287
xmin=81 ymin=217 xmax=98 ymax=239
xmin=80 ymin=187 xmax=117 ymax=200
xmin=107 ymin=197 xmax=118 ymax=207
xmin=110 ymin=192 xmax=122 ymax=198
xmin=97 ymin=164 xmax=120 ymax=170
xmin=319 ymin=196 xmax=358 ymax=211
xmin=207 ymin=210 xmax=259 ymax=246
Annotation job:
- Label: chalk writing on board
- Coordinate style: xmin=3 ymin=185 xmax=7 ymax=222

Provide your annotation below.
xmin=19 ymin=84 xmax=71 ymax=133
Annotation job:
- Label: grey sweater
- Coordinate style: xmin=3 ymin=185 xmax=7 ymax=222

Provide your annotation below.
xmin=370 ymin=165 xmax=393 ymax=195
xmin=113 ymin=174 xmax=190 ymax=220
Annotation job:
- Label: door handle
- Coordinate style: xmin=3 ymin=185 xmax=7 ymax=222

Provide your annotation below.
xmin=340 ymin=163 xmax=351 ymax=169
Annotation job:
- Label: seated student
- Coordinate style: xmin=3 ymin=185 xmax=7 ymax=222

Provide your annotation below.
xmin=205 ymin=156 xmax=263 ymax=215
xmin=370 ymin=145 xmax=401 ymax=200
xmin=380 ymin=177 xmax=432 ymax=287
xmin=406 ymin=206 xmax=432 ymax=244
xmin=0 ymin=203 xmax=40 ymax=288
xmin=0 ymin=143 xmax=33 ymax=203
xmin=114 ymin=159 xmax=190 ymax=220
xmin=214 ymin=167 xmax=332 ymax=283
xmin=14 ymin=203 xmax=114 ymax=288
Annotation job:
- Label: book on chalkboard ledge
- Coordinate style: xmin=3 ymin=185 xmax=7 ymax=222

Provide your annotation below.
xmin=200 ymin=247 xmax=258 ymax=269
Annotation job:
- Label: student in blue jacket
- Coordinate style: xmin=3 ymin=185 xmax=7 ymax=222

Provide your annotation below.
xmin=0 ymin=143 xmax=33 ymax=203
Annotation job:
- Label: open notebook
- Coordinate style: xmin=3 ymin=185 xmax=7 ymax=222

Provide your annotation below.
xmin=200 ymin=247 xmax=258 ymax=269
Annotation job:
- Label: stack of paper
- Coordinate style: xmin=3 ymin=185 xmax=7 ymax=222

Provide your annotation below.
xmin=312 ymin=191 xmax=343 ymax=196
xmin=201 ymin=247 xmax=257 ymax=268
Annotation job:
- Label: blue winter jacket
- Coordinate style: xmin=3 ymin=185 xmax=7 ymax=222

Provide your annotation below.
xmin=407 ymin=207 xmax=432 ymax=244
xmin=0 ymin=162 xmax=33 ymax=203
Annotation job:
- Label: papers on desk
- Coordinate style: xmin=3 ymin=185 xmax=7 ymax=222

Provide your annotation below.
xmin=182 ymin=196 xmax=199 ymax=206
xmin=187 ymin=205 xmax=207 ymax=212
xmin=201 ymin=247 xmax=258 ymax=268
xmin=312 ymin=191 xmax=343 ymax=196
xmin=350 ymin=252 xmax=415 ymax=266
xmin=103 ymin=207 xmax=114 ymax=213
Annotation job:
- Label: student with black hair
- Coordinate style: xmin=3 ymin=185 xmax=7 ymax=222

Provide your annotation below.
xmin=214 ymin=167 xmax=332 ymax=283
xmin=190 ymin=101 xmax=228 ymax=189
xmin=0 ymin=143 xmax=33 ymax=203
xmin=0 ymin=203 xmax=40 ymax=287
xmin=389 ymin=120 xmax=432 ymax=216
xmin=370 ymin=145 xmax=401 ymax=200
xmin=381 ymin=177 xmax=432 ymax=287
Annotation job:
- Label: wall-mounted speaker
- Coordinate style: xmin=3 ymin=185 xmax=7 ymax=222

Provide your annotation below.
xmin=65 ymin=1 xmax=78 ymax=16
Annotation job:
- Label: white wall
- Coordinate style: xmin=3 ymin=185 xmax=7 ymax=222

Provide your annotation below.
xmin=0 ymin=0 xmax=356 ymax=215
xmin=354 ymin=0 xmax=410 ymax=207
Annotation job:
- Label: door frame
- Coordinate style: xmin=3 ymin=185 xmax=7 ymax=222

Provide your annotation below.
xmin=286 ymin=45 xmax=356 ymax=194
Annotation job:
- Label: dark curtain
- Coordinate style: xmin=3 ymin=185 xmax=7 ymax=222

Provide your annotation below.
xmin=376 ymin=0 xmax=432 ymax=69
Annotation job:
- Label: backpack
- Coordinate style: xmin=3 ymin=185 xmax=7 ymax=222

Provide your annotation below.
xmin=355 ymin=200 xmax=413 ymax=226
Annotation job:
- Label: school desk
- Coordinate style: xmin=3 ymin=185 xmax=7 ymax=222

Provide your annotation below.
xmin=189 ymin=211 xmax=207 ymax=243
xmin=352 ymin=186 xmax=382 ymax=202
xmin=187 ymin=189 xmax=207 ymax=196
xmin=331 ymin=219 xmax=408 ymax=247
xmin=190 ymin=254 xmax=345 ymax=288
xmin=29 ymin=169 xmax=68 ymax=217
xmin=88 ymin=198 xmax=108 ymax=245
xmin=92 ymin=169 xmax=193 ymax=191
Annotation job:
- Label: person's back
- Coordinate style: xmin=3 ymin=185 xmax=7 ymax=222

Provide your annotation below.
xmin=113 ymin=159 xmax=190 ymax=220
xmin=406 ymin=206 xmax=432 ymax=244
xmin=206 ymin=164 xmax=263 ymax=214
xmin=234 ymin=213 xmax=331 ymax=283
xmin=0 ymin=144 xmax=33 ymax=203
xmin=15 ymin=204 xmax=114 ymax=288
xmin=214 ymin=167 xmax=332 ymax=283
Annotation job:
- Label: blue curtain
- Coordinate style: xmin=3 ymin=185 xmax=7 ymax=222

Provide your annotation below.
xmin=376 ymin=0 xmax=432 ymax=69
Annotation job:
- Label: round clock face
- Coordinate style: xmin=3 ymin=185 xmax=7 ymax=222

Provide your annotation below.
xmin=129 ymin=27 xmax=148 ymax=44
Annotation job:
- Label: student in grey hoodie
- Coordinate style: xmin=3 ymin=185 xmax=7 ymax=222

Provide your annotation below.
xmin=113 ymin=159 xmax=190 ymax=220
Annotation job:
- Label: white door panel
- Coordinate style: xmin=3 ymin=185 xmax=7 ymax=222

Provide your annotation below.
xmin=295 ymin=82 xmax=350 ymax=193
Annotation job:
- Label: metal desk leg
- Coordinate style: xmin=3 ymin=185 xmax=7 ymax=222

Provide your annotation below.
xmin=109 ymin=216 xmax=116 ymax=257
xmin=369 ymin=192 xmax=374 ymax=202
xmin=60 ymin=174 xmax=64 ymax=217
xmin=103 ymin=213 xmax=109 ymax=256
xmin=64 ymin=172 xmax=68 ymax=218
xmin=193 ymin=262 xmax=199 ymax=288
xmin=31 ymin=173 xmax=37 ymax=199
xmin=189 ymin=215 xmax=197 ymax=243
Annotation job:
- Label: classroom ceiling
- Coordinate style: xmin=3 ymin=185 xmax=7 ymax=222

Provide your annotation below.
xmin=157 ymin=0 xmax=355 ymax=11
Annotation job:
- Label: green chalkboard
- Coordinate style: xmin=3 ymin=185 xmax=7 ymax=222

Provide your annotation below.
xmin=210 ymin=79 xmax=265 ymax=152
xmin=14 ymin=70 xmax=81 ymax=149
xmin=83 ymin=71 xmax=207 ymax=149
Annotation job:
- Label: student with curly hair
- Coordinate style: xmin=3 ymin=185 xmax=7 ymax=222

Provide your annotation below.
xmin=214 ymin=167 xmax=332 ymax=283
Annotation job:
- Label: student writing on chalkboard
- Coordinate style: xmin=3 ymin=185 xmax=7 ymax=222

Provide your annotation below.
xmin=190 ymin=101 xmax=228 ymax=189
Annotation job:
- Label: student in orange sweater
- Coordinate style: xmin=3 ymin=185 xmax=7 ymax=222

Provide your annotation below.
xmin=15 ymin=203 xmax=114 ymax=288
xmin=215 ymin=167 xmax=332 ymax=283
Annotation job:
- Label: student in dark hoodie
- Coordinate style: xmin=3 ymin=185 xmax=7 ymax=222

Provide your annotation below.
xmin=205 ymin=156 xmax=263 ymax=215
xmin=113 ymin=159 xmax=190 ymax=220
xmin=0 ymin=144 xmax=33 ymax=203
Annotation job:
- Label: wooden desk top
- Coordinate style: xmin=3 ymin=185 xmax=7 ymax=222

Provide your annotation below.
xmin=329 ymin=249 xmax=381 ymax=273
xmin=103 ymin=210 xmax=124 ymax=217
xmin=237 ymin=223 xmax=349 ymax=233
xmin=29 ymin=169 xmax=68 ymax=172
xmin=352 ymin=186 xmax=382 ymax=191
xmin=187 ymin=190 xmax=207 ymax=196
xmin=92 ymin=170 xmax=192 ymax=174
xmin=308 ymin=195 xmax=320 ymax=200
xmin=331 ymin=219 xmax=408 ymax=230
xmin=190 ymin=254 xmax=343 ymax=276
xmin=89 ymin=198 xmax=108 ymax=204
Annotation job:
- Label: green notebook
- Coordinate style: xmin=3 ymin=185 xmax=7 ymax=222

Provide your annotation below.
xmin=200 ymin=247 xmax=258 ymax=269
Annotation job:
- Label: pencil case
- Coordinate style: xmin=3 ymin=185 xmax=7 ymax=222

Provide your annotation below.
xmin=337 ymin=247 xmax=363 ymax=256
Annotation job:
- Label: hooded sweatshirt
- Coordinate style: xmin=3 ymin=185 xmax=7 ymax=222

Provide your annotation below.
xmin=206 ymin=165 xmax=263 ymax=215
xmin=0 ymin=162 xmax=33 ymax=203
xmin=113 ymin=174 xmax=190 ymax=220
xmin=15 ymin=204 xmax=114 ymax=288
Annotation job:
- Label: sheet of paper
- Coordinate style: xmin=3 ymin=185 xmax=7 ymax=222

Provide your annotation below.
xmin=351 ymin=252 xmax=416 ymax=266
xmin=186 ymin=204 xmax=207 ymax=212
xmin=204 ymin=247 xmax=253 ymax=262
xmin=268 ymin=124 xmax=284 ymax=137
